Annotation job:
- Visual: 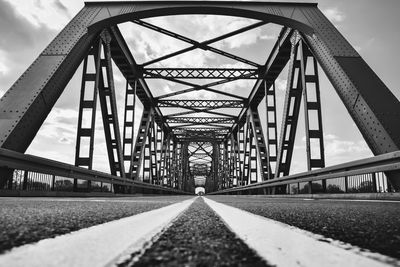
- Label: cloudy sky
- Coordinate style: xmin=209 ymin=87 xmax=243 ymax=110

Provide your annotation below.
xmin=0 ymin=0 xmax=399 ymax=176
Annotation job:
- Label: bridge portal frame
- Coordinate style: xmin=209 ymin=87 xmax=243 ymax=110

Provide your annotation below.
xmin=0 ymin=1 xmax=399 ymax=190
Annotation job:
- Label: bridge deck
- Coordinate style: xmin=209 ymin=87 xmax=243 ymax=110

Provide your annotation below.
xmin=0 ymin=196 xmax=399 ymax=266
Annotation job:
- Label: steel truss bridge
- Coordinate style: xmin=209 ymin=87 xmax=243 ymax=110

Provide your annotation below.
xmin=0 ymin=1 xmax=399 ymax=195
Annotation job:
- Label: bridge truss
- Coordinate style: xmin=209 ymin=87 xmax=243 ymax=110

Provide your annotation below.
xmin=0 ymin=1 xmax=399 ymax=194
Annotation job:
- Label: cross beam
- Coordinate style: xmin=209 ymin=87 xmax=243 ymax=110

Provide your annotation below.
xmin=133 ymin=19 xmax=265 ymax=67
xmin=157 ymin=100 xmax=244 ymax=108
xmin=144 ymin=68 xmax=258 ymax=79
xmin=167 ymin=117 xmax=236 ymax=124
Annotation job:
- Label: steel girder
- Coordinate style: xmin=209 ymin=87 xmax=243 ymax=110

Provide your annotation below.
xmin=122 ymin=80 xmax=137 ymax=174
xmin=74 ymin=46 xmax=99 ymax=190
xmin=97 ymin=31 xmax=126 ymax=179
xmin=143 ymin=68 xmax=258 ymax=79
xmin=275 ymin=39 xmax=326 ymax=193
xmin=299 ymin=41 xmax=326 ymax=192
xmin=132 ymin=19 xmax=263 ymax=68
xmin=264 ymin=80 xmax=278 ymax=180
xmin=167 ymin=117 xmax=236 ymax=125
xmin=1 ymin=1 xmax=400 ymax=190
xmin=76 ymin=33 xmax=126 ymax=193
xmin=276 ymin=39 xmax=326 ymax=174
xmin=275 ymin=39 xmax=303 ymax=180
xmin=157 ymin=100 xmax=244 ymax=109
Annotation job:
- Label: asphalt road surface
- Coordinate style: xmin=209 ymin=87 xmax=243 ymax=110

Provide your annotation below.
xmin=127 ymin=197 xmax=269 ymax=267
xmin=0 ymin=195 xmax=399 ymax=266
xmin=207 ymin=196 xmax=400 ymax=260
xmin=0 ymin=196 xmax=192 ymax=253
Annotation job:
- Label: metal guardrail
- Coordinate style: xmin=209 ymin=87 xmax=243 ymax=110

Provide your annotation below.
xmin=0 ymin=148 xmax=191 ymax=195
xmin=209 ymin=151 xmax=400 ymax=195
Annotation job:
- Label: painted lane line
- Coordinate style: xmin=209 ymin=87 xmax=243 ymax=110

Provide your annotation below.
xmin=204 ymin=197 xmax=398 ymax=267
xmin=0 ymin=197 xmax=196 ymax=267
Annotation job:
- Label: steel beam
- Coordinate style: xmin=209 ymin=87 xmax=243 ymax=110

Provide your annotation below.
xmin=299 ymin=40 xmax=326 ymax=192
xmin=97 ymin=31 xmax=125 ymax=180
xmin=275 ymin=39 xmax=303 ymax=179
xmin=133 ymin=19 xmax=263 ymax=67
xmin=157 ymin=100 xmax=244 ymax=109
xmin=144 ymin=68 xmax=258 ymax=79
xmin=122 ymin=80 xmax=137 ymax=174
xmin=74 ymin=46 xmax=99 ymax=191
xmin=264 ymin=80 xmax=278 ymax=180
xmin=2 ymin=1 xmax=400 ymax=190
xmin=167 ymin=117 xmax=236 ymax=125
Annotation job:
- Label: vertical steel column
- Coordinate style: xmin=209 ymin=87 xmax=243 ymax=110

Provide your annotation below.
xmin=181 ymin=142 xmax=189 ymax=191
xmin=242 ymin=113 xmax=259 ymax=184
xmin=241 ymin=122 xmax=250 ymax=186
xmin=155 ymin=126 xmax=164 ymax=185
xmin=142 ymin=119 xmax=154 ymax=182
xmin=149 ymin=122 xmax=159 ymax=184
xmin=299 ymin=40 xmax=326 ymax=193
xmin=122 ymin=80 xmax=137 ymax=177
xmin=212 ymin=142 xmax=220 ymax=191
xmin=169 ymin=141 xmax=176 ymax=188
xmin=238 ymin=127 xmax=245 ymax=186
xmin=264 ymin=81 xmax=278 ymax=179
xmin=130 ymin=107 xmax=153 ymax=180
xmin=248 ymin=108 xmax=270 ymax=181
xmin=228 ymin=136 xmax=236 ymax=187
xmin=97 ymin=31 xmax=125 ymax=181
xmin=223 ymin=140 xmax=231 ymax=188
xmin=275 ymin=40 xmax=303 ymax=180
xmin=158 ymin=132 xmax=169 ymax=186
xmin=168 ymin=138 xmax=176 ymax=187
xmin=221 ymin=141 xmax=229 ymax=189
xmin=233 ymin=132 xmax=241 ymax=186
xmin=74 ymin=44 xmax=99 ymax=191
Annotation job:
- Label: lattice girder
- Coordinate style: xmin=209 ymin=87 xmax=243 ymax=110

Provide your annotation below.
xmin=157 ymin=100 xmax=244 ymax=109
xmin=144 ymin=68 xmax=258 ymax=79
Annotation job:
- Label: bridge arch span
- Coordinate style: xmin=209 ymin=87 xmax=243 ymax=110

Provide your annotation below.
xmin=86 ymin=2 xmax=315 ymax=35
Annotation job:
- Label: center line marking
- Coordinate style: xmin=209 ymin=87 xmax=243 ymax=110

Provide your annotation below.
xmin=204 ymin=197 xmax=398 ymax=267
xmin=0 ymin=197 xmax=196 ymax=267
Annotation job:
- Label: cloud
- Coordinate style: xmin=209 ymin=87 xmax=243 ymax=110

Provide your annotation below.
xmin=0 ymin=0 xmax=57 ymax=94
xmin=0 ymin=50 xmax=8 ymax=75
xmin=323 ymin=7 xmax=345 ymax=23
xmin=354 ymin=38 xmax=375 ymax=53
xmin=53 ymin=0 xmax=70 ymax=19
xmin=323 ymin=134 xmax=372 ymax=166
xmin=4 ymin=0 xmax=80 ymax=30
xmin=260 ymin=34 xmax=276 ymax=40
xmin=121 ymin=15 xmax=268 ymax=67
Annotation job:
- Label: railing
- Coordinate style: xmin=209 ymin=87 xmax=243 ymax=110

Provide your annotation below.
xmin=209 ymin=151 xmax=400 ymax=195
xmin=0 ymin=148 xmax=191 ymax=195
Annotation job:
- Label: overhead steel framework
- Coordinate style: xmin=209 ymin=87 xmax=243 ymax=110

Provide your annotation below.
xmin=0 ymin=1 xmax=399 ymax=193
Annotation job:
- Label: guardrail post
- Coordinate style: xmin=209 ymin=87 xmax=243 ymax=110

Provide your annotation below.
xmin=51 ymin=175 xmax=55 ymax=191
xmin=371 ymin=173 xmax=377 ymax=193
xmin=387 ymin=182 xmax=393 ymax=193
xmin=22 ymin=171 xmax=28 ymax=190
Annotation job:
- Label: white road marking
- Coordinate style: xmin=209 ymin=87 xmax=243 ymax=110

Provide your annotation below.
xmin=0 ymin=197 xmax=196 ymax=267
xmin=204 ymin=197 xmax=398 ymax=267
